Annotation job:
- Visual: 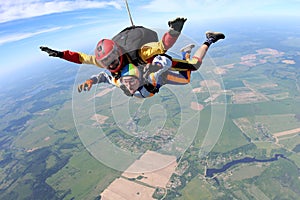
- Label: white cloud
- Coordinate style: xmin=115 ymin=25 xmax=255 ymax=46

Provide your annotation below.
xmin=0 ymin=0 xmax=122 ymax=23
xmin=0 ymin=27 xmax=66 ymax=45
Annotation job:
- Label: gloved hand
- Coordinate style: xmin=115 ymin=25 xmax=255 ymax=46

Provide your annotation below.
xmin=40 ymin=46 xmax=63 ymax=57
xmin=168 ymin=17 xmax=187 ymax=33
xmin=142 ymin=63 xmax=162 ymax=84
xmin=78 ymin=79 xmax=94 ymax=93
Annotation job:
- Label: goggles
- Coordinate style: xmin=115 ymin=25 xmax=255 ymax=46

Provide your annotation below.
xmin=98 ymin=44 xmax=120 ymax=70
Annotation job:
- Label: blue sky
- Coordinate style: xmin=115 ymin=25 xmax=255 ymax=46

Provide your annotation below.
xmin=1 ymin=0 xmax=300 ymax=77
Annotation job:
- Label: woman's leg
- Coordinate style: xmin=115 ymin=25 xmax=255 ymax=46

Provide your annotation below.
xmin=163 ymin=71 xmax=191 ymax=85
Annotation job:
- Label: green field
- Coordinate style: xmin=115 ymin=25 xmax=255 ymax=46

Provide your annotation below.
xmin=254 ymin=114 xmax=300 ymax=133
xmin=211 ymin=117 xmax=249 ymax=153
xmin=177 ymin=177 xmax=214 ymax=200
xmin=229 ymin=164 xmax=266 ymax=181
xmin=46 ymin=150 xmax=120 ymax=199
xmin=255 ymin=142 xmax=281 ymax=156
xmin=278 ymin=134 xmax=300 ymax=149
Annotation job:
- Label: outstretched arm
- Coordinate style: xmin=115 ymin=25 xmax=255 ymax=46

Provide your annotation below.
xmin=40 ymin=46 xmax=101 ymax=67
xmin=40 ymin=46 xmax=81 ymax=63
xmin=90 ymin=72 xmax=112 ymax=84
xmin=78 ymin=72 xmax=113 ymax=93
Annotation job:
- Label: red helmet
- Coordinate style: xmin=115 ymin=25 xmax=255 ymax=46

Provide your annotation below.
xmin=95 ymin=39 xmax=123 ymax=73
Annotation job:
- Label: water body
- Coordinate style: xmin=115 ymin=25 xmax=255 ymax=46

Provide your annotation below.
xmin=206 ymin=154 xmax=285 ymax=178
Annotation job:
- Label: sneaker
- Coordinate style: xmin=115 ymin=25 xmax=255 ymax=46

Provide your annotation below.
xmin=180 ymin=43 xmax=195 ymax=53
xmin=205 ymin=31 xmax=225 ymax=43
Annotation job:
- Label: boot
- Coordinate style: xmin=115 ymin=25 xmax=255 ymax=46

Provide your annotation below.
xmin=205 ymin=31 xmax=225 ymax=43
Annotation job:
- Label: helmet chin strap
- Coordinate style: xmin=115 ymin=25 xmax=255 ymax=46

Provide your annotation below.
xmin=108 ymin=59 xmax=119 ymax=70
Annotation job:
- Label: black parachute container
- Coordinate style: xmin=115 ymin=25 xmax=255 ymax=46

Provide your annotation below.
xmin=112 ymin=26 xmax=158 ymax=65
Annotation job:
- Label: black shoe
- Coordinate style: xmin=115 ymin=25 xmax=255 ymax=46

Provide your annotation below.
xmin=205 ymin=31 xmax=225 ymax=43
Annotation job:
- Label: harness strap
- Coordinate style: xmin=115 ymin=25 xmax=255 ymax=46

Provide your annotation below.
xmin=143 ymin=82 xmax=159 ymax=94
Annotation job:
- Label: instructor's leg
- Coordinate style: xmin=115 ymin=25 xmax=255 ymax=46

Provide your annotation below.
xmin=192 ymin=31 xmax=225 ymax=70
